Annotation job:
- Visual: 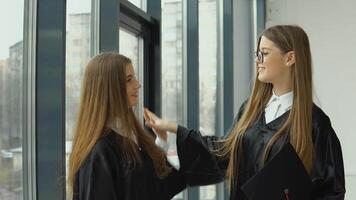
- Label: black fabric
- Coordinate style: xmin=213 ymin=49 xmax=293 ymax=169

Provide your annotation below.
xmin=72 ymin=130 xmax=186 ymax=200
xmin=241 ymin=143 xmax=312 ymax=200
xmin=176 ymin=102 xmax=345 ymax=200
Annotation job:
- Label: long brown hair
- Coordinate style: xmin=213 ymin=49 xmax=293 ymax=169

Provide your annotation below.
xmin=221 ymin=25 xmax=314 ymax=189
xmin=68 ymin=53 xmax=171 ymax=192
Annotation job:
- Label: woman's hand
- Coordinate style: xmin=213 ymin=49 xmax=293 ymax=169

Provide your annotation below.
xmin=144 ymin=108 xmax=177 ymax=141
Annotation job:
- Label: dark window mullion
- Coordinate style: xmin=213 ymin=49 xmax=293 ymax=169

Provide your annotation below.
xmin=99 ymin=0 xmax=120 ymax=52
xmin=36 ymin=0 xmax=66 ymax=199
xmin=187 ymin=0 xmax=199 ymax=199
xmin=146 ymin=0 xmax=161 ymax=115
xmin=223 ymin=0 xmax=234 ymax=199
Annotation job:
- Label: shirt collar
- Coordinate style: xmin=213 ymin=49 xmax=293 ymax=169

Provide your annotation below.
xmin=107 ymin=118 xmax=138 ymax=144
xmin=266 ymin=90 xmax=294 ymax=110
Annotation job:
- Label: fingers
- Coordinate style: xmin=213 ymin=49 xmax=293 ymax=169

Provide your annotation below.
xmin=145 ymin=119 xmax=154 ymax=128
xmin=151 ymin=127 xmax=168 ymax=141
xmin=144 ymin=108 xmax=150 ymax=121
xmin=152 ymin=128 xmax=162 ymax=136
xmin=144 ymin=109 xmax=155 ymax=128
xmin=144 ymin=109 xmax=154 ymax=122
xmin=144 ymin=108 xmax=158 ymax=119
xmin=144 ymin=108 xmax=152 ymax=115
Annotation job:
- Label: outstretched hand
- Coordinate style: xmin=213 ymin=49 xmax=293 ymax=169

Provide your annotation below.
xmin=144 ymin=108 xmax=169 ymax=141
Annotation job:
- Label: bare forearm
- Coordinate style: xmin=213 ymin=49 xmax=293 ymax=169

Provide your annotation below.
xmin=166 ymin=122 xmax=178 ymax=133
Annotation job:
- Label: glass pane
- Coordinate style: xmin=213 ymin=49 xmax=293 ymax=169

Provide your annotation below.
xmin=199 ymin=0 xmax=219 ymax=199
xmin=161 ymin=0 xmax=184 ymax=199
xmin=128 ymin=0 xmax=146 ymax=11
xmin=119 ymin=29 xmax=139 ymax=75
xmin=119 ymin=28 xmax=144 ymax=121
xmin=0 ymin=0 xmax=24 ymax=199
xmin=65 ymin=0 xmax=91 ymax=199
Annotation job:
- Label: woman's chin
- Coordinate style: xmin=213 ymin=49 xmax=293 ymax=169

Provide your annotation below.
xmin=257 ymin=75 xmax=270 ymax=84
xmin=130 ymin=102 xmax=139 ymax=108
xmin=257 ymin=74 xmax=265 ymax=82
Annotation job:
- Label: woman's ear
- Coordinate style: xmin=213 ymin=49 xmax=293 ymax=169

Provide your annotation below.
xmin=285 ymin=51 xmax=296 ymax=66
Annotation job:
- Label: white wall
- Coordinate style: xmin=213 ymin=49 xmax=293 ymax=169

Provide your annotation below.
xmin=265 ymin=0 xmax=356 ymax=198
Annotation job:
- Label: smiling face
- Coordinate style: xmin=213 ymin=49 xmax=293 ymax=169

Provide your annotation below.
xmin=125 ymin=64 xmax=141 ymax=107
xmin=256 ymin=36 xmax=295 ymax=90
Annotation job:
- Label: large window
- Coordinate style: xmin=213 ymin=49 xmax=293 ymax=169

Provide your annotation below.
xmin=0 ymin=1 xmax=25 ymax=199
xmin=119 ymin=28 xmax=144 ymax=120
xmin=199 ymin=0 xmax=218 ymax=137
xmin=199 ymin=0 xmax=221 ymax=199
xmin=161 ymin=0 xmax=224 ymax=199
xmin=162 ymin=0 xmax=184 ymax=125
xmin=161 ymin=0 xmax=184 ymax=199
xmin=119 ymin=29 xmax=140 ymax=74
xmin=65 ymin=0 xmax=91 ymax=199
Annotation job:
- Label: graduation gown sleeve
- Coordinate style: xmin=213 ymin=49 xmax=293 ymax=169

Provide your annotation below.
xmin=311 ymin=108 xmax=346 ymax=199
xmin=160 ymin=167 xmax=187 ymax=199
xmin=176 ymin=102 xmax=247 ymax=186
xmin=176 ymin=126 xmax=226 ymax=185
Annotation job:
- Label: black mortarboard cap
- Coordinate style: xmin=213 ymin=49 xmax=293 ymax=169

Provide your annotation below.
xmin=241 ymin=143 xmax=312 ymax=200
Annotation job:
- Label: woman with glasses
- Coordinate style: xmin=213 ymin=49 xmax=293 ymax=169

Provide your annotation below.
xmin=68 ymin=53 xmax=186 ymax=200
xmin=144 ymin=25 xmax=345 ymax=199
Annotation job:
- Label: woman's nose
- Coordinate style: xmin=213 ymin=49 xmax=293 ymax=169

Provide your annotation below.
xmin=136 ymin=80 xmax=141 ymax=89
xmin=255 ymin=57 xmax=262 ymax=64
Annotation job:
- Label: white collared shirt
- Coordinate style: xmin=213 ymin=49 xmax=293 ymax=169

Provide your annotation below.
xmin=264 ymin=90 xmax=293 ymax=124
xmin=107 ymin=119 xmax=139 ymax=145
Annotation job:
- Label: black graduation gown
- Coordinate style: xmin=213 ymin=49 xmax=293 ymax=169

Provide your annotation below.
xmin=176 ymin=103 xmax=345 ymax=200
xmin=73 ymin=130 xmax=186 ymax=200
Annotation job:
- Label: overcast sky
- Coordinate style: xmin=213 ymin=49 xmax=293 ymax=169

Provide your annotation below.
xmin=0 ymin=0 xmax=90 ymax=60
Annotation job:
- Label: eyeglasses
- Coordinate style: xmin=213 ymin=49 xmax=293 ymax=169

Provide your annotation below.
xmin=255 ymin=50 xmax=292 ymax=63
xmin=255 ymin=51 xmax=265 ymax=63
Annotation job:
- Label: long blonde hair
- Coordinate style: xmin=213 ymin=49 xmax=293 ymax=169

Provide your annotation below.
xmin=68 ymin=53 xmax=171 ymax=192
xmin=221 ymin=25 xmax=314 ymax=189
